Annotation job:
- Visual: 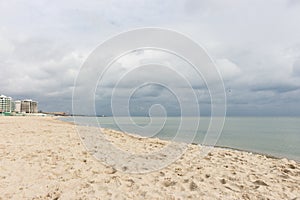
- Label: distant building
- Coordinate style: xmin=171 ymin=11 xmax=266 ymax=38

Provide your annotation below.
xmin=11 ymin=101 xmax=15 ymax=113
xmin=20 ymin=99 xmax=38 ymax=113
xmin=21 ymin=100 xmax=31 ymax=113
xmin=1 ymin=95 xmax=38 ymax=114
xmin=0 ymin=95 xmax=12 ymax=113
xmin=30 ymin=101 xmax=38 ymax=113
xmin=14 ymin=100 xmax=21 ymax=113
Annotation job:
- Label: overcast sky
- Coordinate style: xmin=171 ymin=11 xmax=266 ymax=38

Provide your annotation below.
xmin=1 ymin=0 xmax=300 ymax=116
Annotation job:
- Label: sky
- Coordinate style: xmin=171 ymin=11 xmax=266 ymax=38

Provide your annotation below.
xmin=1 ymin=0 xmax=300 ymax=116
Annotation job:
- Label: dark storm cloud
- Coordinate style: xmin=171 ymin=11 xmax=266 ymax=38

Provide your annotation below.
xmin=251 ymin=83 xmax=300 ymax=93
xmin=131 ymin=84 xmax=165 ymax=99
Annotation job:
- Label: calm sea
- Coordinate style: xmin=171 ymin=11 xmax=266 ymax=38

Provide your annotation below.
xmin=61 ymin=117 xmax=300 ymax=161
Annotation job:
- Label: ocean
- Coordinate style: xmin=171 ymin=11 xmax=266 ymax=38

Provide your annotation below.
xmin=61 ymin=116 xmax=300 ymax=161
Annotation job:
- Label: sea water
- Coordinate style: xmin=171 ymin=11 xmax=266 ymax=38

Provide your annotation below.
xmin=61 ymin=116 xmax=300 ymax=161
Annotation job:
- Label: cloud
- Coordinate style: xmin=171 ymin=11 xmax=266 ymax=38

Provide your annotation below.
xmin=287 ymin=0 xmax=300 ymax=6
xmin=251 ymin=82 xmax=299 ymax=93
xmin=1 ymin=0 xmax=300 ymax=116
xmin=0 ymin=34 xmax=14 ymax=60
xmin=215 ymin=59 xmax=241 ymax=80
xmin=292 ymin=59 xmax=300 ymax=76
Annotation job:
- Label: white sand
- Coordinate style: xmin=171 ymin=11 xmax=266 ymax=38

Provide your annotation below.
xmin=0 ymin=116 xmax=299 ymax=199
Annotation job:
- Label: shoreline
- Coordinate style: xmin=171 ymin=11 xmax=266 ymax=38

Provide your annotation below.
xmin=58 ymin=116 xmax=298 ymax=163
xmin=1 ymin=116 xmax=299 ymax=199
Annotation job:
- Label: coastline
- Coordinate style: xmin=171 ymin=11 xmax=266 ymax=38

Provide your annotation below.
xmin=59 ymin=116 xmax=297 ymax=162
xmin=0 ymin=116 xmax=299 ymax=199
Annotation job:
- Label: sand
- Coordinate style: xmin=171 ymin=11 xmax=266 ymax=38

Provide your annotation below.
xmin=0 ymin=116 xmax=299 ymax=199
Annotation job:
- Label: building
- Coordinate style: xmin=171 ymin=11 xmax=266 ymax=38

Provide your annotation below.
xmin=10 ymin=101 xmax=15 ymax=113
xmin=1 ymin=95 xmax=38 ymax=114
xmin=20 ymin=99 xmax=38 ymax=113
xmin=30 ymin=101 xmax=38 ymax=113
xmin=14 ymin=100 xmax=21 ymax=113
xmin=0 ymin=95 xmax=12 ymax=113
xmin=21 ymin=100 xmax=30 ymax=113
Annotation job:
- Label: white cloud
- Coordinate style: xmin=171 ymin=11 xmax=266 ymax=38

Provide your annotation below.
xmin=0 ymin=33 xmax=14 ymax=60
xmin=215 ymin=59 xmax=241 ymax=80
xmin=293 ymin=59 xmax=300 ymax=76
xmin=1 ymin=0 xmax=300 ymax=115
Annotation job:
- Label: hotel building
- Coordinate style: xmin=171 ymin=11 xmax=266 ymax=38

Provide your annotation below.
xmin=14 ymin=100 xmax=21 ymax=113
xmin=0 ymin=95 xmax=12 ymax=113
xmin=18 ymin=99 xmax=38 ymax=113
xmin=0 ymin=94 xmax=38 ymax=114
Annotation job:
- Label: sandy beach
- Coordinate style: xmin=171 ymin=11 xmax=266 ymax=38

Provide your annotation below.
xmin=0 ymin=116 xmax=299 ymax=199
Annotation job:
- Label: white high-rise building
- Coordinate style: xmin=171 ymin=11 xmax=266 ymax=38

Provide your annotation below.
xmin=14 ymin=100 xmax=21 ymax=113
xmin=1 ymin=95 xmax=38 ymax=114
xmin=0 ymin=95 xmax=12 ymax=113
